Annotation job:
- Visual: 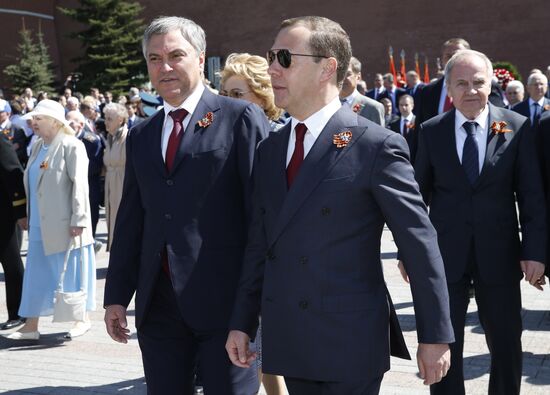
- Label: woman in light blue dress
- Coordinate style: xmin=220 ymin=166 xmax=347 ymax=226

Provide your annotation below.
xmin=5 ymin=100 xmax=96 ymax=340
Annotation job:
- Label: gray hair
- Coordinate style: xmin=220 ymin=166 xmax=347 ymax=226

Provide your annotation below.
xmin=67 ymin=96 xmax=80 ymax=107
xmin=142 ymin=16 xmax=206 ymax=57
xmin=444 ymin=49 xmax=493 ymax=86
xmin=527 ymin=72 xmax=548 ymax=86
xmin=506 ymin=80 xmax=524 ymax=93
xmin=104 ymin=103 xmax=129 ymax=123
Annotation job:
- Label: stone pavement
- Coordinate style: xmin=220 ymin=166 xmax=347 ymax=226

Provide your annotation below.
xmin=0 ymin=215 xmax=549 ymax=394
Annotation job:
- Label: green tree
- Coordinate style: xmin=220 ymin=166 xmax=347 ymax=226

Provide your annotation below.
xmin=59 ymin=0 xmax=147 ymax=95
xmin=4 ymin=28 xmax=55 ymax=95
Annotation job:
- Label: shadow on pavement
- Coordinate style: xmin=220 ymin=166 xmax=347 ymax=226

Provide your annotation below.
xmin=1 ymin=377 xmax=147 ymax=394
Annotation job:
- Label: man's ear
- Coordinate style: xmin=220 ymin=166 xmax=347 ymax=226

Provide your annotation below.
xmin=320 ymin=57 xmax=338 ymax=83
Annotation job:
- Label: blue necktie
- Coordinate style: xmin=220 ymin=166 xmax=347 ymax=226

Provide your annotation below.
xmin=533 ymin=102 xmax=541 ymax=125
xmin=462 ymin=121 xmax=479 ymax=185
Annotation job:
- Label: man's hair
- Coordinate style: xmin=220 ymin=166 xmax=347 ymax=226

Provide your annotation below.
xmin=374 ymin=73 xmax=383 ymax=79
xmin=383 ymin=73 xmax=394 ymax=83
xmin=406 ymin=70 xmax=418 ymax=78
xmin=349 ymin=56 xmax=361 ymax=74
xmin=444 ymin=50 xmax=493 ymax=86
xmin=67 ymin=96 xmax=80 ymax=107
xmin=399 ymin=94 xmax=414 ymax=104
xmin=442 ymin=38 xmax=471 ymax=51
xmin=506 ymin=80 xmax=524 ymax=93
xmin=527 ymin=72 xmax=548 ymax=86
xmin=80 ymin=96 xmax=97 ymax=110
xmin=280 ymin=16 xmax=352 ymax=87
xmin=66 ymin=110 xmax=86 ymax=123
xmin=143 ymin=16 xmax=206 ymax=57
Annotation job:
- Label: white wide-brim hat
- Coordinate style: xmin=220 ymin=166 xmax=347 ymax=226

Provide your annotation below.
xmin=22 ymin=99 xmax=73 ymax=130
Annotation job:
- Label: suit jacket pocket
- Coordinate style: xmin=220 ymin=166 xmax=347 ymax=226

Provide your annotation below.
xmin=192 ymin=146 xmax=227 ymax=158
xmin=317 ymin=175 xmax=354 ymax=193
xmin=322 ymin=290 xmax=381 ymax=313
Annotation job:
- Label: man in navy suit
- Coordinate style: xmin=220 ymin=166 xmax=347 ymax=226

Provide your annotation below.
xmin=405 ymin=70 xmax=424 ymax=114
xmin=103 ymin=16 xmax=269 ymax=394
xmin=226 ymin=16 xmax=453 ymax=394
xmin=537 ymin=112 xmax=550 ymax=280
xmin=511 ymin=72 xmax=549 ymax=128
xmin=378 ymin=73 xmax=407 ymax=114
xmin=408 ymin=49 xmax=546 ymax=395
xmin=366 ymin=73 xmax=385 ymax=100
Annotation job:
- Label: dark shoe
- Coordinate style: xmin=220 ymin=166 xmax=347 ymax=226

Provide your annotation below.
xmin=0 ymin=318 xmax=26 ymax=330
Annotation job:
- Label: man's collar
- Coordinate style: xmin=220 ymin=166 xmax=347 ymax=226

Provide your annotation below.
xmin=290 ymin=96 xmax=342 ymax=139
xmin=529 ymin=97 xmax=546 ymax=107
xmin=455 ymin=105 xmax=489 ymax=129
xmin=163 ymin=83 xmax=205 ymax=117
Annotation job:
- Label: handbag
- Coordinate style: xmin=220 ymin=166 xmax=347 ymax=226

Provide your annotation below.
xmin=53 ymin=235 xmax=87 ymax=323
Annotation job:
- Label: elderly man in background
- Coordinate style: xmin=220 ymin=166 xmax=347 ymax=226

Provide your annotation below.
xmin=512 ymin=72 xmax=549 ymax=127
xmin=407 ymin=49 xmax=546 ymax=395
xmin=505 ymin=80 xmax=525 ymax=108
xmin=339 ymin=56 xmax=385 ymax=126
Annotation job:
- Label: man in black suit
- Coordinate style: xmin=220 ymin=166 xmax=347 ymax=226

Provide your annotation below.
xmin=126 ymin=101 xmax=145 ymax=129
xmin=226 ymin=15 xmax=453 ymax=395
xmin=537 ymin=111 xmax=550 ymax=279
xmin=511 ymin=72 xmax=549 ymax=128
xmin=416 ymin=38 xmax=505 ymax=127
xmin=388 ymin=94 xmax=417 ymax=159
xmin=103 ymin=16 xmax=269 ymax=394
xmin=378 ymin=73 xmax=407 ymax=114
xmin=0 ymin=134 xmax=26 ymax=330
xmin=405 ymin=70 xmax=424 ymax=114
xmin=366 ymin=73 xmax=385 ymax=100
xmin=404 ymin=49 xmax=546 ymax=395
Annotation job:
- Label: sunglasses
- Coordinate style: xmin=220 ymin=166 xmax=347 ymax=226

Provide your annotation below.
xmin=219 ymin=89 xmax=252 ymax=99
xmin=266 ymin=49 xmax=329 ymax=68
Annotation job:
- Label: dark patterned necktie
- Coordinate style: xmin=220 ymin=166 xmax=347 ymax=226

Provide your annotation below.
xmin=462 ymin=121 xmax=479 ymax=185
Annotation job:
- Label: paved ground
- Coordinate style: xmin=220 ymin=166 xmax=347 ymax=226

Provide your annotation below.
xmin=0 ymin=215 xmax=549 ymax=394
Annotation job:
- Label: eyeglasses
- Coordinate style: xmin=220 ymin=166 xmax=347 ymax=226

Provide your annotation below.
xmin=266 ymin=49 xmax=329 ymax=68
xmin=219 ymin=89 xmax=252 ymax=99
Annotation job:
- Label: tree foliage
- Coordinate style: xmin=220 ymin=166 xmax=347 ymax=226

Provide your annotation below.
xmin=4 ymin=28 xmax=55 ymax=95
xmin=59 ymin=0 xmax=147 ymax=95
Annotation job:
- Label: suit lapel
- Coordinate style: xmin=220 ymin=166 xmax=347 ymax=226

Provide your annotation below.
xmin=170 ymin=89 xmax=220 ymax=174
xmin=37 ymin=132 xmax=64 ymax=190
xmin=146 ymin=110 xmax=167 ymax=176
xmin=269 ymin=107 xmax=363 ymax=245
xmin=266 ymin=125 xmax=291 ymax=224
xmin=438 ymin=110 xmax=472 ymax=188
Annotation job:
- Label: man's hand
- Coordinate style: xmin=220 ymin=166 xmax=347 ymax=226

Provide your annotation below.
xmin=416 ymin=343 xmax=450 ymax=385
xmin=225 ymin=330 xmax=256 ymax=368
xmin=397 ymin=260 xmax=410 ymax=283
xmin=520 ymin=260 xmax=546 ymax=290
xmin=104 ymin=304 xmax=130 ymax=343
xmin=70 ymin=226 xmax=84 ymax=237
xmin=17 ymin=217 xmax=28 ymax=231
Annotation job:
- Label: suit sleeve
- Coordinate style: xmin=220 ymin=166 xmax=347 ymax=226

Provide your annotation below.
xmin=104 ymin=130 xmax=142 ymax=307
xmin=229 ymin=148 xmax=268 ymax=339
xmin=515 ymin=118 xmax=547 ymax=264
xmin=66 ymin=140 xmax=90 ymax=227
xmin=0 ymin=136 xmax=26 ymax=219
xmin=235 ymin=103 xmax=270 ymax=222
xmin=370 ymin=133 xmax=454 ymax=344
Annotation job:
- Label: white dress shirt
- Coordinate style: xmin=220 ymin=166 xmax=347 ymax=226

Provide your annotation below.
xmin=286 ymin=96 xmax=342 ymax=166
xmin=161 ymin=83 xmax=205 ymax=161
xmin=454 ymin=106 xmax=489 ymax=172
xmin=341 ymin=90 xmax=358 ymax=107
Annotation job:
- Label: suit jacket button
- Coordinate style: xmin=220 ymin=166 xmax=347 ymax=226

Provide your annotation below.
xmin=164 ymin=213 xmax=172 ymax=220
xmin=299 ymin=256 xmax=308 ymax=264
xmin=321 ymin=207 xmax=331 ymax=216
xmin=267 ymin=250 xmax=276 ymax=260
xmin=166 ymin=179 xmax=174 ymax=186
xmin=299 ymin=300 xmax=308 ymax=309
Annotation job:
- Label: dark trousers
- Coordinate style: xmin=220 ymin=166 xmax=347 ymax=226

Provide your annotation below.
xmin=284 ymin=375 xmax=383 ymax=395
xmin=431 ymin=258 xmax=522 ymax=395
xmin=0 ymin=225 xmax=24 ymax=320
xmin=137 ymin=272 xmax=259 ymax=395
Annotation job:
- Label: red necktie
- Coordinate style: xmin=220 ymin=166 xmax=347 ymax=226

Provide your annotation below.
xmin=165 ymin=108 xmax=188 ymax=171
xmin=443 ymin=95 xmax=454 ymax=112
xmin=287 ymin=123 xmax=307 ymax=188
xmin=162 ymin=108 xmax=188 ymax=277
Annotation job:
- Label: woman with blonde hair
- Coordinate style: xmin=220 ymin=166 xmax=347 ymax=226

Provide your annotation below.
xmin=220 ymin=53 xmax=287 ymax=395
xmin=103 ymin=103 xmax=128 ymax=251
xmin=5 ymin=100 xmax=96 ymax=340
xmin=220 ymin=52 xmax=285 ymax=130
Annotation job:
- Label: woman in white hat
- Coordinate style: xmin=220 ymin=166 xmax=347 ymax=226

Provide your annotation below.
xmin=6 ymin=99 xmax=96 ymax=340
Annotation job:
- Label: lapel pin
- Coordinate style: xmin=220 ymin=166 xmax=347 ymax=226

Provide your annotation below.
xmin=333 ymin=130 xmax=353 ymax=148
xmin=197 ymin=112 xmax=214 ymax=128
xmin=490 ymin=121 xmax=512 ymax=134
xmin=39 ymin=161 xmax=49 ymax=170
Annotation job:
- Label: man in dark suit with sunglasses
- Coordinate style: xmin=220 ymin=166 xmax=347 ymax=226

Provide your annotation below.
xmin=103 ymin=16 xmax=269 ymax=395
xmin=226 ymin=16 xmax=453 ymax=394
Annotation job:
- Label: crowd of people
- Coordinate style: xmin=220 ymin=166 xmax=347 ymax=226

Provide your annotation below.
xmin=1 ymin=13 xmax=550 ymax=395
